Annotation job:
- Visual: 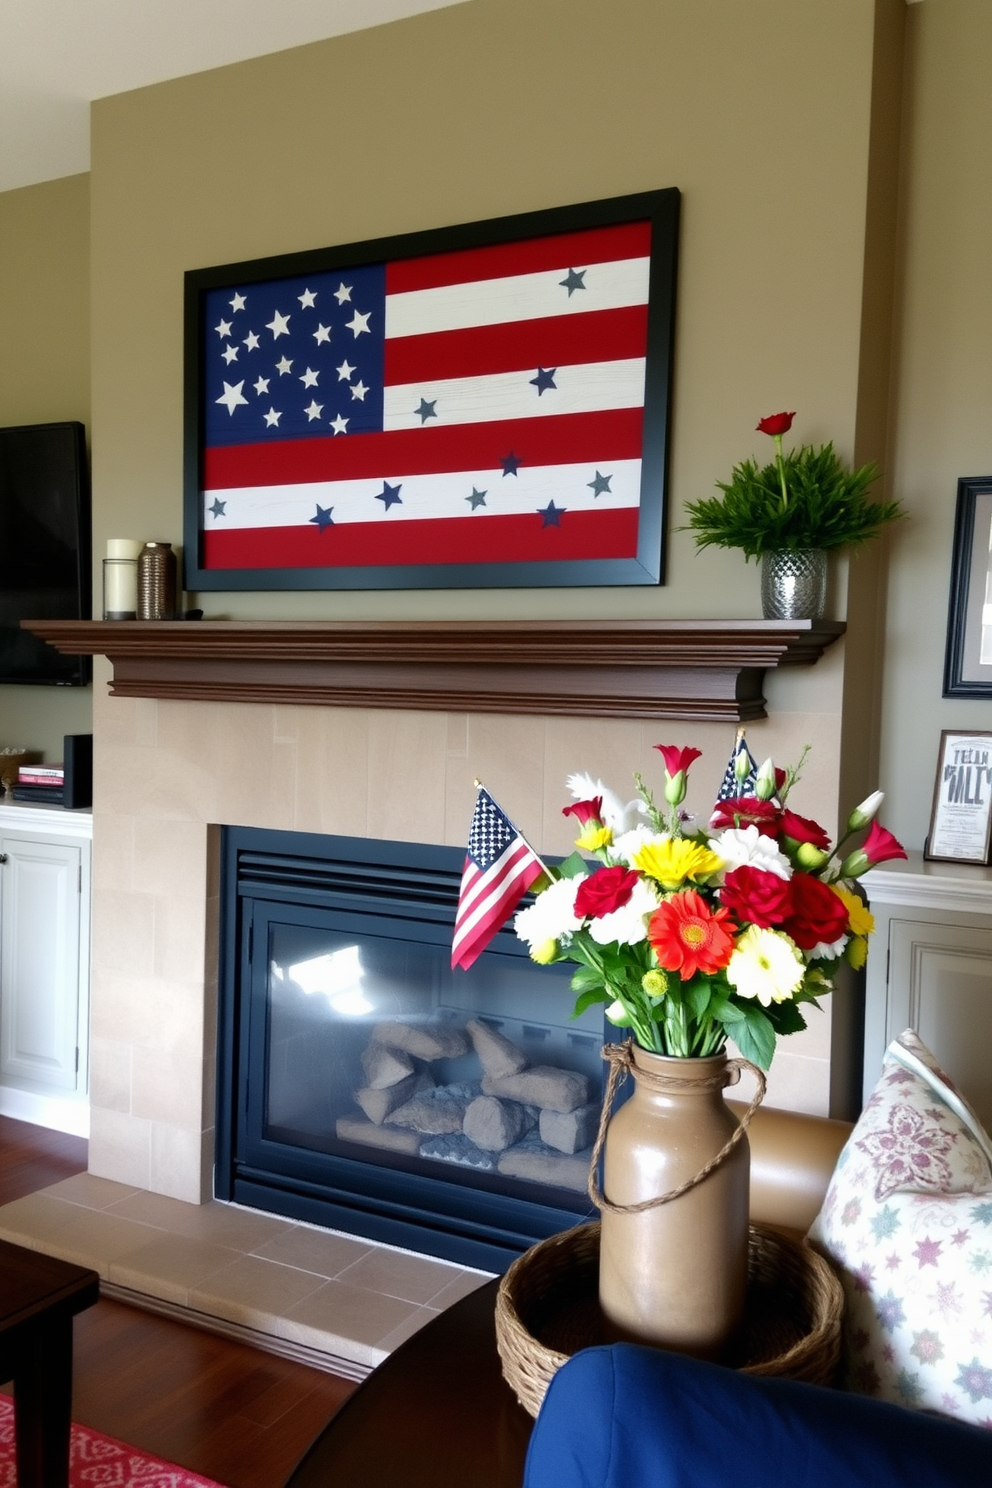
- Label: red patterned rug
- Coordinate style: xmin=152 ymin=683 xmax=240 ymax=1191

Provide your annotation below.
xmin=0 ymin=1394 xmax=226 ymax=1488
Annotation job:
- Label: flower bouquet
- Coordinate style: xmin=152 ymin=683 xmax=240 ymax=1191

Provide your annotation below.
xmin=514 ymin=739 xmax=906 ymax=1071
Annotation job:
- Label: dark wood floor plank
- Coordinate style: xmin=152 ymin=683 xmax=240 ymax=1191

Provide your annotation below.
xmin=0 ymin=1118 xmax=355 ymax=1488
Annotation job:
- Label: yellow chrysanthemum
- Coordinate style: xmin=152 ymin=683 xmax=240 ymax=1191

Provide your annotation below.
xmin=832 ymin=884 xmax=875 ymax=938
xmin=845 ymin=935 xmax=869 ymax=970
xmin=632 ymin=836 xmax=724 ymax=889
xmin=575 ymin=824 xmax=613 ymax=852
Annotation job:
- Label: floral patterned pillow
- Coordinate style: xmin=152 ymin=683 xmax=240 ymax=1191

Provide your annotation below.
xmin=808 ymin=1028 xmax=992 ymax=1428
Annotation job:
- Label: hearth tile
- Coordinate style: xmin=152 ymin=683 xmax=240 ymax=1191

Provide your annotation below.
xmin=367 ymin=711 xmax=447 ymax=843
xmin=189 ymin=1253 xmax=328 ymax=1329
xmin=334 ymin=1246 xmax=465 ymax=1305
xmin=0 ymin=1194 xmax=156 ymax=1277
xmin=40 ymin=1173 xmax=142 ymax=1210
xmin=104 ymin=1191 xmax=295 ymax=1247
xmin=249 ymin=1223 xmax=374 ymax=1277
xmin=109 ymin=1233 xmax=242 ymax=1306
xmin=279 ymin=1276 xmax=422 ymax=1353
xmin=376 ymin=1305 xmax=442 ymax=1352
xmin=88 ymin=1106 xmax=152 ymax=1190
xmin=423 ymin=1267 xmax=494 ymax=1310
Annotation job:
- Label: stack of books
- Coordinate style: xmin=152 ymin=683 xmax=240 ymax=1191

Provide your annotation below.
xmin=13 ymin=763 xmax=66 ymax=804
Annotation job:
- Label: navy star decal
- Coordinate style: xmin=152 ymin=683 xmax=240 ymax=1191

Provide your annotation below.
xmin=537 ymin=501 xmax=565 ymax=527
xmin=530 ymin=367 xmax=558 ymax=396
xmin=309 ymin=504 xmax=335 ymax=531
xmin=208 ymin=497 xmax=227 ymax=518
xmin=466 ymin=488 xmax=488 ymax=510
xmin=559 ymin=268 xmax=587 ymax=296
xmin=415 ymin=398 xmax=438 ymax=423
xmin=376 ymin=481 xmax=403 ymax=511
xmin=501 ymin=451 xmax=522 ymax=477
xmin=588 ymin=471 xmax=613 ymax=498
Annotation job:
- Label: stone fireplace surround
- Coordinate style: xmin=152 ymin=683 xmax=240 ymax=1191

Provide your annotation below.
xmin=26 ymin=616 xmax=845 ymax=1209
xmin=0 ymin=617 xmax=845 ymax=1370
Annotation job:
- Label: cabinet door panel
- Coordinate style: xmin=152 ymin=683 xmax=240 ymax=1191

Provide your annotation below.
xmin=889 ymin=920 xmax=992 ymax=1132
xmin=0 ymin=837 xmax=81 ymax=1091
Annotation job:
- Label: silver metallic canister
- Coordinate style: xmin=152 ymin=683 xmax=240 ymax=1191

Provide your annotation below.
xmin=136 ymin=542 xmax=177 ymax=620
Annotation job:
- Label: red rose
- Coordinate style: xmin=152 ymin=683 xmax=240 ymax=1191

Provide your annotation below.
xmin=862 ymin=821 xmax=907 ymax=867
xmin=574 ymin=866 xmax=639 ymax=920
xmin=781 ymin=872 xmax=850 ymax=950
xmin=719 ymin=865 xmax=793 ymax=928
xmin=757 ymin=411 xmax=796 ymax=436
xmin=654 ymin=744 xmax=703 ymax=777
xmin=562 ymin=796 xmax=603 ymax=826
xmin=780 ymin=810 xmax=831 ymax=850
xmin=709 ymin=796 xmax=781 ymax=836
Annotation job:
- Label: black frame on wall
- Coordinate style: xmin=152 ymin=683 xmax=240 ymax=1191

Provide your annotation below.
xmin=183 ymin=188 xmax=680 ymax=593
xmin=944 ymin=476 xmax=992 ymax=698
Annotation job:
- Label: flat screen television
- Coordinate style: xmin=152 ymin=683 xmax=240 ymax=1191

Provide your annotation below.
xmin=0 ymin=421 xmax=90 ymax=686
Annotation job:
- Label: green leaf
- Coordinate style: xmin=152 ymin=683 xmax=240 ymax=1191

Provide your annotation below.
xmin=764 ymin=1000 xmax=808 ymax=1036
xmin=710 ymin=996 xmax=746 ymax=1025
xmin=732 ymin=1005 xmax=776 ymax=1070
xmin=573 ymin=987 xmax=610 ymax=1016
xmin=570 ymin=965 xmax=604 ymax=994
xmin=685 ymin=979 xmax=712 ymax=1019
xmin=558 ymin=851 xmax=592 ymax=880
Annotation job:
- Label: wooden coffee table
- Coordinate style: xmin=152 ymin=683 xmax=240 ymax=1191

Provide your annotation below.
xmin=286 ymin=1277 xmax=532 ymax=1488
xmin=0 ymin=1239 xmax=100 ymax=1488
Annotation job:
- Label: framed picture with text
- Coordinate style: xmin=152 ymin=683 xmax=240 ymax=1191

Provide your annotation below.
xmin=182 ymin=188 xmax=680 ymax=592
xmin=925 ymin=729 xmax=992 ymax=864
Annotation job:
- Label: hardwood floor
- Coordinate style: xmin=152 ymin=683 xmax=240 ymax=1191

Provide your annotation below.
xmin=0 ymin=1115 xmax=355 ymax=1488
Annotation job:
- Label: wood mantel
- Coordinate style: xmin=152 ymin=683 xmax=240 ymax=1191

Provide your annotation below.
xmin=24 ymin=618 xmax=844 ymax=722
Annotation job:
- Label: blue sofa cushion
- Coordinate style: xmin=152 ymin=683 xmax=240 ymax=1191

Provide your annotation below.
xmin=523 ymin=1344 xmax=992 ymax=1488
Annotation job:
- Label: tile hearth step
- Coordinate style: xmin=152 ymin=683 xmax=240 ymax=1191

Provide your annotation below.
xmin=0 ymin=1174 xmax=490 ymax=1381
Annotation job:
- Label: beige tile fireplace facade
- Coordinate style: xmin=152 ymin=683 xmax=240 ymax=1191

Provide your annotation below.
xmin=87 ymin=657 xmax=844 ymax=1207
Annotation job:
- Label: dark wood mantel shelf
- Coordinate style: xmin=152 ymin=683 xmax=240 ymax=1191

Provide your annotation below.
xmin=24 ymin=618 xmax=844 ymax=722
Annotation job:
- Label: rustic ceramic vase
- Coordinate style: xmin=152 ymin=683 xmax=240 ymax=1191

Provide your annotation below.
xmin=598 ymin=1045 xmax=750 ymax=1359
xmin=760 ymin=548 xmax=827 ymax=619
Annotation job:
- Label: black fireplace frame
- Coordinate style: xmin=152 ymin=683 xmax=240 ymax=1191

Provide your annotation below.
xmin=215 ymin=824 xmax=607 ymax=1271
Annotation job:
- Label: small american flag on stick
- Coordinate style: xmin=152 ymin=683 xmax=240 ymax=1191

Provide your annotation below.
xmin=451 ymin=785 xmax=546 ymax=971
xmin=715 ymin=727 xmax=757 ymax=802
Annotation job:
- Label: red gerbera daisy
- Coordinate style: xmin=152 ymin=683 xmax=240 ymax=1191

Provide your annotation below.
xmin=648 ymin=890 xmax=737 ymax=981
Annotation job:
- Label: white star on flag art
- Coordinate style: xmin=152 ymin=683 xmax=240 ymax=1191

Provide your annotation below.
xmin=198 ymin=215 xmax=658 ymax=573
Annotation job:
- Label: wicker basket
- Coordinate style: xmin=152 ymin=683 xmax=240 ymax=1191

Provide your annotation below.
xmin=495 ymin=1221 xmax=843 ymax=1417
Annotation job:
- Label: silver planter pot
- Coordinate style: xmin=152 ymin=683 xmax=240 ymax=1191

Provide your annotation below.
xmin=760 ymin=549 xmax=828 ymax=620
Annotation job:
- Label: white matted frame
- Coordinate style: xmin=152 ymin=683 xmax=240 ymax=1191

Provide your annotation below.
xmin=926 ymin=729 xmax=992 ymax=864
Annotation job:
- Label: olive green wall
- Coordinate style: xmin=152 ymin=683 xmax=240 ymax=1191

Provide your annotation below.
xmin=0 ymin=173 xmax=92 ymax=760
xmin=880 ymin=0 xmax=992 ymax=847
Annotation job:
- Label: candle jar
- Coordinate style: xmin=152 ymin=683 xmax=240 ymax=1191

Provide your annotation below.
xmin=102 ymin=552 xmax=138 ymax=619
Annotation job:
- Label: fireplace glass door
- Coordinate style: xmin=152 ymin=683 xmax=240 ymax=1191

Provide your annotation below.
xmin=217 ymin=827 xmax=608 ymax=1268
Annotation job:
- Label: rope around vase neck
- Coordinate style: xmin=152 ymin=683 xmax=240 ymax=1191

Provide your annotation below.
xmin=586 ymin=1038 xmax=767 ymax=1216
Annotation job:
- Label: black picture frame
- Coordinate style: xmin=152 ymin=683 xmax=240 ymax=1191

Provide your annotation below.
xmin=943 ymin=476 xmax=992 ymax=697
xmin=183 ymin=189 xmax=679 ymax=592
xmin=925 ymin=728 xmax=992 ymax=864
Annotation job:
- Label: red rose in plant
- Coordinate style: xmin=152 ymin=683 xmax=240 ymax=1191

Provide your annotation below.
xmin=562 ymin=796 xmax=603 ymax=826
xmin=709 ymin=796 xmax=781 ymax=836
xmin=654 ymin=744 xmax=703 ymax=777
xmin=861 ymin=821 xmax=907 ymax=867
xmin=780 ymin=810 xmax=831 ymax=850
xmin=648 ymin=890 xmax=737 ymax=980
xmin=574 ymin=866 xmax=639 ymax=920
xmin=757 ymin=411 xmax=796 ymax=436
xmin=720 ymin=865 xmax=793 ymax=928
xmin=780 ymin=872 xmax=850 ymax=951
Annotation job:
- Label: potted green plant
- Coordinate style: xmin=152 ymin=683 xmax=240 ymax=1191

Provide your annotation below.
xmin=684 ymin=412 xmax=904 ymax=618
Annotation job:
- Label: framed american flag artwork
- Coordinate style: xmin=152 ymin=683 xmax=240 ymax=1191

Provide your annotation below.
xmin=182 ymin=188 xmax=680 ymax=591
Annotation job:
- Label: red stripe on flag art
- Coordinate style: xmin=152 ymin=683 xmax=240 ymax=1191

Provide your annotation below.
xmin=452 ymin=787 xmax=546 ymax=972
xmin=199 ymin=219 xmax=652 ymax=572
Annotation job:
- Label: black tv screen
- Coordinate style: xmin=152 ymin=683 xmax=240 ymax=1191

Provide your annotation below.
xmin=0 ymin=421 xmax=90 ymax=685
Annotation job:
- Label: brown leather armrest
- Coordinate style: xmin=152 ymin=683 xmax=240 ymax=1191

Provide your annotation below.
xmin=728 ymin=1102 xmax=853 ymax=1235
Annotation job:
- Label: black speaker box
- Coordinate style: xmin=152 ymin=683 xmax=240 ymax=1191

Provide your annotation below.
xmin=63 ymin=733 xmax=92 ymax=809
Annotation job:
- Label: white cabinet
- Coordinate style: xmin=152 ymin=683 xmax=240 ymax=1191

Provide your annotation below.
xmin=0 ymin=802 xmax=91 ymax=1136
xmin=863 ymin=852 xmax=992 ymax=1132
